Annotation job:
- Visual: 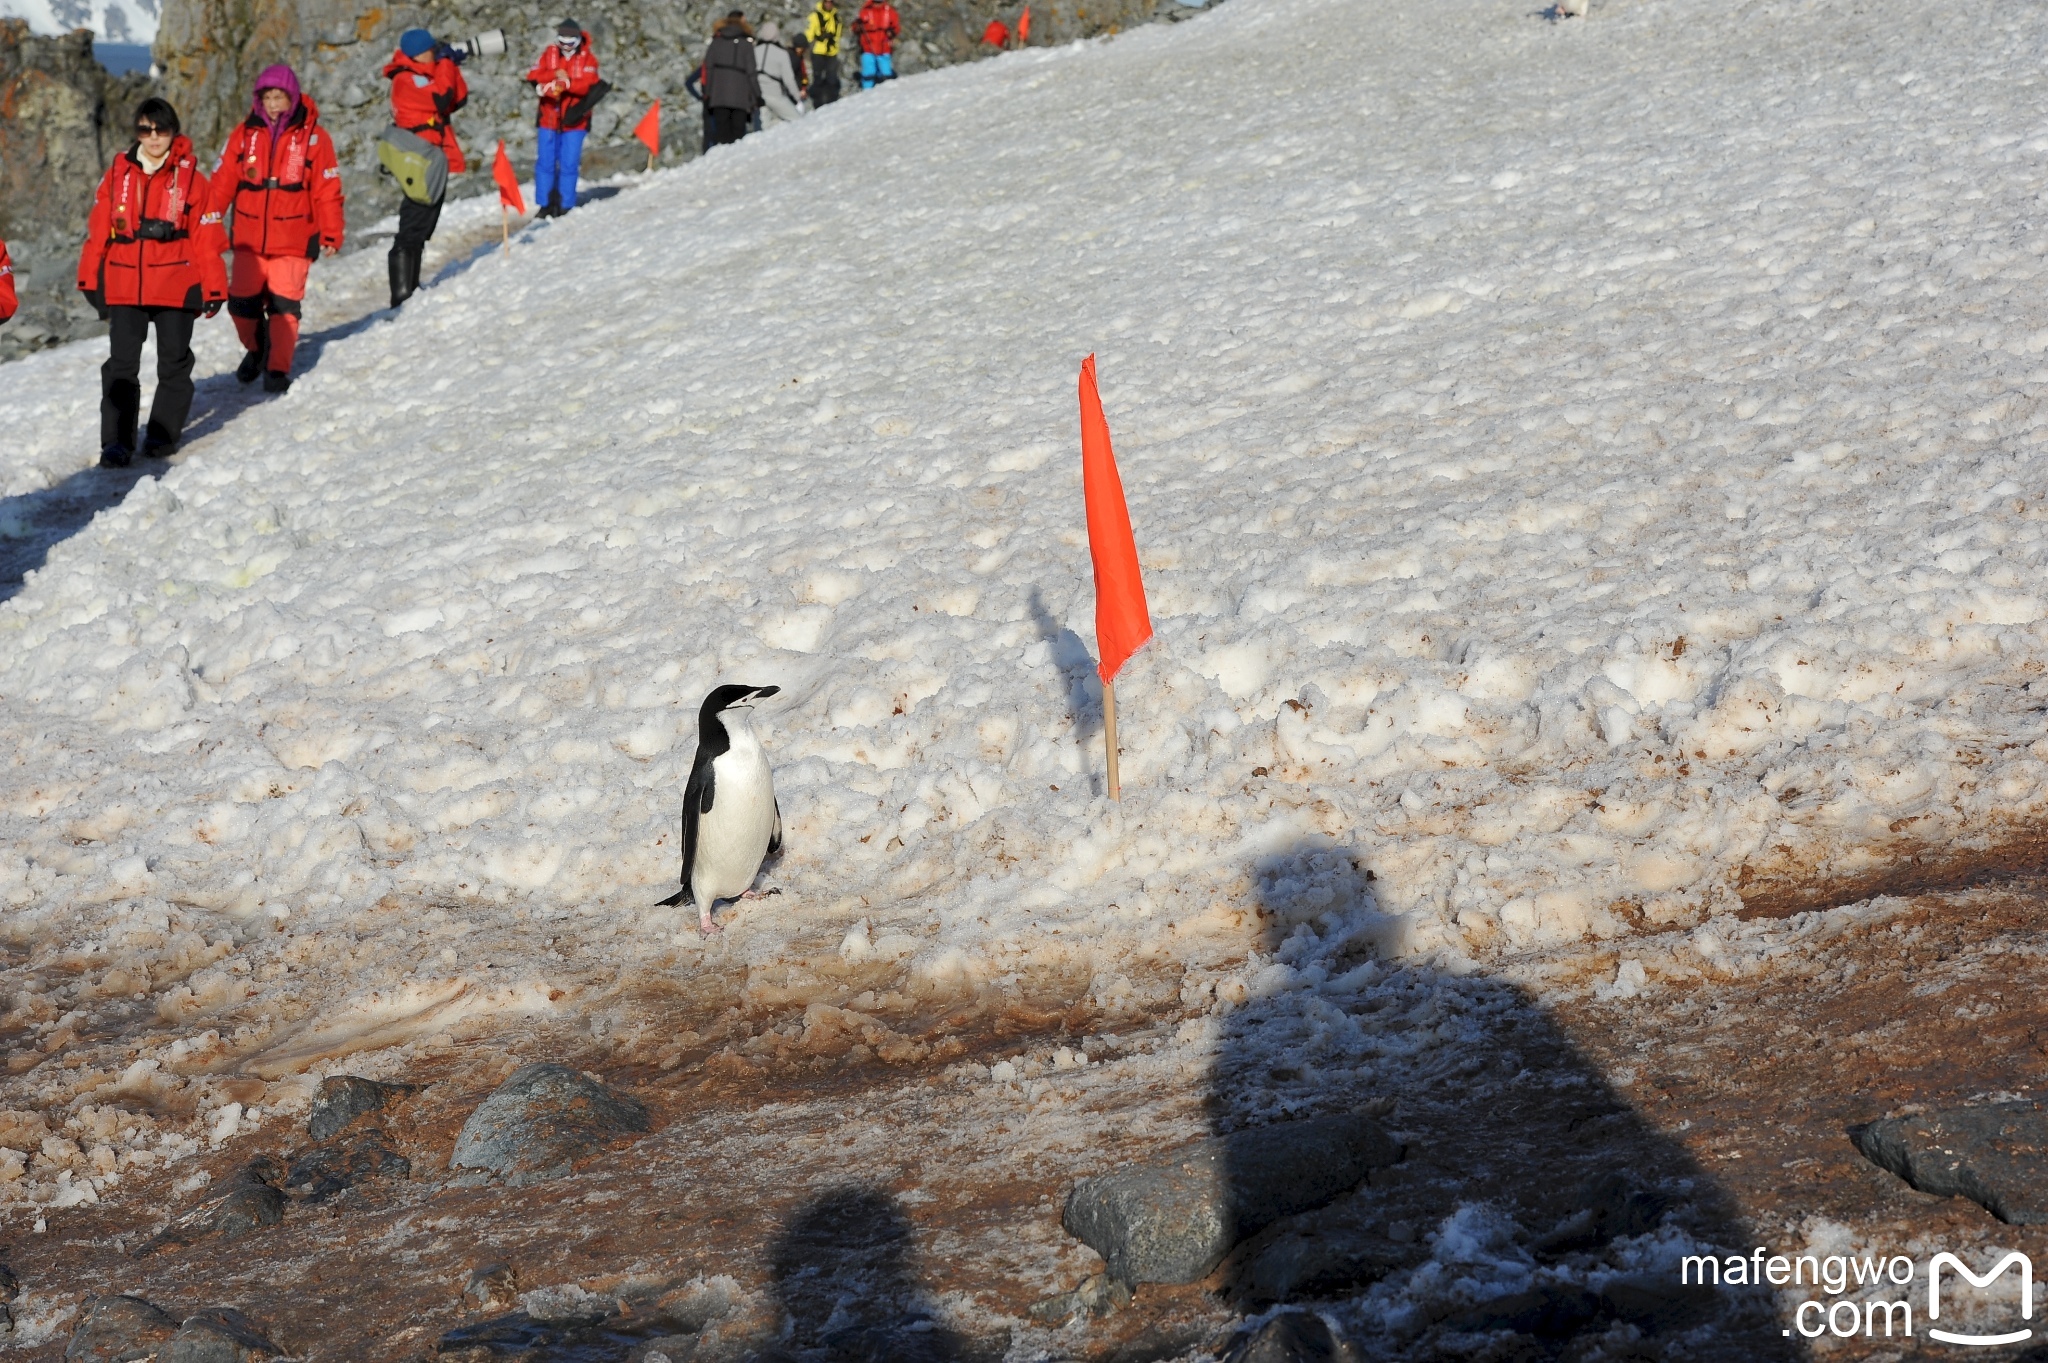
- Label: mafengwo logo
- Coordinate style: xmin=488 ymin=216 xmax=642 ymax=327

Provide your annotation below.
xmin=1681 ymin=1247 xmax=2032 ymax=1344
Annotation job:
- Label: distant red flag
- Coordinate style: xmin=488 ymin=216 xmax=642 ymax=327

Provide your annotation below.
xmin=634 ymin=101 xmax=662 ymax=158
xmin=492 ymin=140 xmax=525 ymax=215
xmin=981 ymin=18 xmax=1008 ymax=45
xmin=1080 ymin=354 xmax=1151 ymax=684
xmin=1017 ymin=5 xmax=1031 ymax=42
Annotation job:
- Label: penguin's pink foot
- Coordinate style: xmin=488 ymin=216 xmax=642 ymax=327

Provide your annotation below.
xmin=739 ymin=887 xmax=773 ymax=900
xmin=699 ymin=913 xmax=722 ymax=936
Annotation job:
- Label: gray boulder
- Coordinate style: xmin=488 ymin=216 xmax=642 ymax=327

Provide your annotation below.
xmin=451 ymin=1063 xmax=650 ymax=1186
xmin=1854 ymin=1101 xmax=2048 ymax=1223
xmin=1063 ymin=1112 xmax=1402 ymax=1284
xmin=307 ymin=1075 xmax=412 ymax=1141
xmin=161 ymin=1309 xmax=280 ymax=1363
xmin=65 ymin=1295 xmax=178 ymax=1362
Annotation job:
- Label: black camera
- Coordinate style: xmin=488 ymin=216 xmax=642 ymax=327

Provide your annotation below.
xmin=135 ymin=218 xmax=177 ymax=241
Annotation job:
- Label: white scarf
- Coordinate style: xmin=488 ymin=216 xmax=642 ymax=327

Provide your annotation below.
xmin=138 ymin=145 xmax=170 ymax=174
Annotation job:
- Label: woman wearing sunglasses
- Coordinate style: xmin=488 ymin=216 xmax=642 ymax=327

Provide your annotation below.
xmin=76 ymin=98 xmax=229 ymax=468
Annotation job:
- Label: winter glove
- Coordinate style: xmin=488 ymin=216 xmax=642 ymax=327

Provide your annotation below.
xmin=203 ymin=298 xmax=224 ymax=318
xmin=80 ymin=286 xmax=109 ymax=321
xmin=306 ymin=235 xmax=323 ymax=261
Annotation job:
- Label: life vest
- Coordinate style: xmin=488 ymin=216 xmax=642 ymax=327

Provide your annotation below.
xmin=77 ymin=136 xmax=229 ymax=310
xmin=854 ymin=0 xmax=898 ymax=54
xmin=528 ymin=37 xmax=603 ymax=130
xmin=806 ymin=5 xmax=844 ymax=57
xmin=211 ymin=97 xmax=345 ymax=258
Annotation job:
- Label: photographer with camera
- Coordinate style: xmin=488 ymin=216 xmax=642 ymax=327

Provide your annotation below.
xmin=381 ymin=28 xmax=470 ymax=308
xmin=206 ymin=64 xmax=344 ymax=395
xmin=526 ymin=20 xmax=605 ymax=217
xmin=76 ymin=97 xmax=229 ymax=467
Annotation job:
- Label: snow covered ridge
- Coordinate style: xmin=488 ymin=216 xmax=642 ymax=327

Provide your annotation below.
xmin=0 ymin=0 xmax=157 ymax=42
xmin=3 ymin=0 xmax=2048 ymax=1158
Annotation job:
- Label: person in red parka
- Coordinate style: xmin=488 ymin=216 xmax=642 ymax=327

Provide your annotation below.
xmin=853 ymin=0 xmax=898 ymax=88
xmin=77 ymin=98 xmax=229 ymax=467
xmin=0 ymin=241 xmax=16 ymax=324
xmin=526 ymin=20 xmax=602 ymax=217
xmin=207 ymin=64 xmax=344 ymax=395
xmin=383 ymin=29 xmax=469 ymax=308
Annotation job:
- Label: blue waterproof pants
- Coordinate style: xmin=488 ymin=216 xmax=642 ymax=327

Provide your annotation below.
xmin=859 ymin=52 xmax=894 ymax=88
xmin=535 ymin=126 xmax=588 ymax=211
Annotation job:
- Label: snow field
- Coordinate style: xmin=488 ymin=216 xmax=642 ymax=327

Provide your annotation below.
xmin=3 ymin=0 xmax=2048 ymax=1225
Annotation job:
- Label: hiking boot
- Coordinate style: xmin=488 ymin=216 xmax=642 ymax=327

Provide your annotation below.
xmin=236 ymin=348 xmax=264 ymax=383
xmin=262 ymin=370 xmax=292 ymax=394
xmin=100 ymin=443 xmax=134 ymax=469
xmin=388 ymin=250 xmax=409 ymax=309
xmin=141 ymin=433 xmax=177 ymax=459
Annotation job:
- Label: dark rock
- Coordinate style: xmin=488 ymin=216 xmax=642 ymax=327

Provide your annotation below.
xmin=450 ymin=1063 xmax=650 ymax=1186
xmin=282 ymin=1129 xmax=410 ymax=1200
xmin=161 ymin=1309 xmax=280 ymax=1363
xmin=1063 ymin=1112 xmax=1402 ymax=1284
xmin=1241 ymin=1229 xmax=1407 ymax=1305
xmin=0 ymin=1262 xmax=17 ymax=1300
xmin=1442 ymin=1284 xmax=1605 ymax=1340
xmin=65 ymin=1294 xmax=178 ymax=1362
xmin=1854 ymin=1101 xmax=2048 ymax=1223
xmin=1529 ymin=1171 xmax=1669 ymax=1257
xmin=1223 ymin=1311 xmax=1358 ymax=1363
xmin=307 ymin=1075 xmax=413 ymax=1141
xmin=212 ymin=1183 xmax=284 ymax=1238
xmin=1597 ymin=1277 xmax=1719 ymax=1333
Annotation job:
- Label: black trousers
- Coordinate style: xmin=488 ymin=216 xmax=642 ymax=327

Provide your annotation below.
xmin=389 ymin=194 xmax=445 ymax=305
xmin=709 ymin=107 xmax=751 ymax=146
xmin=811 ymin=53 xmax=841 ymax=105
xmin=102 ymin=305 xmax=197 ymax=451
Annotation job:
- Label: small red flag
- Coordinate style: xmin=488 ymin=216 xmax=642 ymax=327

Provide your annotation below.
xmin=634 ymin=101 xmax=661 ymax=158
xmin=492 ymin=140 xmax=525 ymax=215
xmin=1017 ymin=5 xmax=1031 ymax=43
xmin=1080 ymin=354 xmax=1151 ymax=684
xmin=981 ymin=18 xmax=1008 ymax=45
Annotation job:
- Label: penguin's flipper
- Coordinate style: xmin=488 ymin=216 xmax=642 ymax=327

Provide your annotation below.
xmin=768 ymin=797 xmax=783 ymax=856
xmin=680 ymin=750 xmax=715 ymax=908
xmin=654 ymin=886 xmax=688 ymax=907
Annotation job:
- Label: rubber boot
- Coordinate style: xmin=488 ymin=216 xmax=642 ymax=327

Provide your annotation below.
xmin=388 ymin=248 xmax=410 ymax=309
xmin=405 ymin=246 xmax=424 ymax=299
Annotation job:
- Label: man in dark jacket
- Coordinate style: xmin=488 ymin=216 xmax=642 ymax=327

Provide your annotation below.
xmin=703 ymin=11 xmax=758 ymax=147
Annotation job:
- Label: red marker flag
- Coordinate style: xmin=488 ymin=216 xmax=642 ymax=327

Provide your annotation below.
xmin=1017 ymin=5 xmax=1031 ymax=43
xmin=634 ymin=101 xmax=662 ymax=159
xmin=982 ymin=18 xmax=1008 ymax=45
xmin=1080 ymin=354 xmax=1151 ymax=685
xmin=492 ymin=140 xmax=525 ymax=214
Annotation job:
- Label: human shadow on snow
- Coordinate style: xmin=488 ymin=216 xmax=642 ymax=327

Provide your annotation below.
xmin=0 ymin=458 xmax=165 ymax=601
xmin=1194 ymin=840 xmax=1796 ymax=1361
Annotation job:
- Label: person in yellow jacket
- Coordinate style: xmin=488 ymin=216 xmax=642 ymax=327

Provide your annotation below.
xmin=805 ymin=0 xmax=843 ymax=105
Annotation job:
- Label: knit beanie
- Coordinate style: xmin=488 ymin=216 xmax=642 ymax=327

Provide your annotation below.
xmin=398 ymin=28 xmax=436 ymax=58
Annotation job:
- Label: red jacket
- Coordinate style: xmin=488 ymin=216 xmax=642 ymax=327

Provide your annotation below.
xmin=207 ymin=96 xmax=345 ymax=259
xmin=0 ymin=240 xmax=15 ymax=323
xmin=526 ymin=36 xmax=601 ymax=131
xmin=384 ymin=48 xmax=470 ymax=174
xmin=77 ymin=136 xmax=230 ymax=311
xmin=855 ymin=0 xmax=899 ymax=54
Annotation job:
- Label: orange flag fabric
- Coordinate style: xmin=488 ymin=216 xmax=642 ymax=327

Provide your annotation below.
xmin=492 ymin=140 xmax=525 ymax=214
xmin=1017 ymin=6 xmax=1031 ymax=42
xmin=634 ymin=101 xmax=662 ymax=157
xmin=1080 ymin=354 xmax=1152 ymax=684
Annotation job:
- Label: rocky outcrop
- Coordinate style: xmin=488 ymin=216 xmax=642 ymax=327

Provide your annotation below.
xmin=0 ymin=19 xmax=154 ymax=358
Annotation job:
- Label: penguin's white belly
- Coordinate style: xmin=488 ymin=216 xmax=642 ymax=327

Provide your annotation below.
xmin=692 ymin=745 xmax=777 ymax=905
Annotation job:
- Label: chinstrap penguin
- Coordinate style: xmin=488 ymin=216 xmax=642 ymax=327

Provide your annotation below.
xmin=657 ymin=684 xmax=782 ymax=934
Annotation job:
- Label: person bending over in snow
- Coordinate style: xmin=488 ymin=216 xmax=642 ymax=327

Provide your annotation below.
xmin=381 ymin=28 xmax=469 ymax=308
xmin=526 ymin=19 xmax=604 ymax=217
xmin=702 ymin=11 xmax=760 ymax=148
xmin=0 ymin=240 xmax=15 ymax=324
xmin=207 ymin=64 xmax=343 ymax=395
xmin=77 ymin=97 xmax=229 ymax=467
xmin=755 ymin=21 xmax=806 ymax=127
xmin=853 ymin=0 xmax=899 ymax=89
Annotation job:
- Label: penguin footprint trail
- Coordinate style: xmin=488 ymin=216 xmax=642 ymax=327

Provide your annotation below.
xmin=659 ymin=684 xmax=783 ymax=936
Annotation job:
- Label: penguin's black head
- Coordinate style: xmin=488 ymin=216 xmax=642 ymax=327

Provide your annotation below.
xmin=700 ymin=684 xmax=779 ymax=720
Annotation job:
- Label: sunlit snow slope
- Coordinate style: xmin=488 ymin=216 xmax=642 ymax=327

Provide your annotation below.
xmin=4 ymin=0 xmax=2048 ymax=1131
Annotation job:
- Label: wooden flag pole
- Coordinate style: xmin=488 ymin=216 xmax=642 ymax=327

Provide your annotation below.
xmin=1104 ymin=679 xmax=1121 ymax=801
xmin=647 ymin=148 xmax=656 ymax=173
xmin=500 ymin=203 xmax=510 ymax=255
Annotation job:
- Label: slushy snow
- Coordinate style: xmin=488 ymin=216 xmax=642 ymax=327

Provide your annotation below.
xmin=2 ymin=0 xmax=2047 ymax=1227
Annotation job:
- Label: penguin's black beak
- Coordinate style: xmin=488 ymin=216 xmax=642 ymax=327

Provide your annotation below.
xmin=750 ymin=685 xmax=781 ymax=703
